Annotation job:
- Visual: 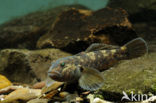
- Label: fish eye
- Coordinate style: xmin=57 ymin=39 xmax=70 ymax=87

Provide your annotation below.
xmin=60 ymin=62 xmax=65 ymax=67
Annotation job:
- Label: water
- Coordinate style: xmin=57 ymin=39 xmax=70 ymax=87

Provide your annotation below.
xmin=0 ymin=0 xmax=108 ymax=24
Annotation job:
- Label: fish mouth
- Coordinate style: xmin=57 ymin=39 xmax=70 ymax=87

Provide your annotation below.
xmin=48 ymin=71 xmax=61 ymax=79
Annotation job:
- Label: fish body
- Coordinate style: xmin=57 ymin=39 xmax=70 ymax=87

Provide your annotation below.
xmin=73 ymin=48 xmax=126 ymax=72
xmin=47 ymin=38 xmax=148 ymax=91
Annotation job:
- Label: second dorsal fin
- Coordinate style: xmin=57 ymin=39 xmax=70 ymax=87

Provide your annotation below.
xmin=85 ymin=43 xmax=119 ymax=52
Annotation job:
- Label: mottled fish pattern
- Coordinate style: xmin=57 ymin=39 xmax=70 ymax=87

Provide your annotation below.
xmin=62 ymin=48 xmax=125 ymax=72
xmin=47 ymin=37 xmax=148 ymax=91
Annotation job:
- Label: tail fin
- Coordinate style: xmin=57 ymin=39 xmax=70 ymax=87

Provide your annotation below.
xmin=122 ymin=37 xmax=148 ymax=59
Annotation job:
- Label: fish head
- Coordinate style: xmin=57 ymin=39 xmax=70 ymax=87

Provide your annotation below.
xmin=48 ymin=58 xmax=81 ymax=82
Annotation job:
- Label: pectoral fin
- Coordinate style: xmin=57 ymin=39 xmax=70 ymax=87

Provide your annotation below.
xmin=86 ymin=43 xmax=119 ymax=52
xmin=79 ymin=67 xmax=104 ymax=91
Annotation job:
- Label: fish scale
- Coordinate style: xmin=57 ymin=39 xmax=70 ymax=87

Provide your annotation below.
xmin=47 ymin=37 xmax=148 ymax=91
xmin=72 ymin=49 xmax=124 ymax=71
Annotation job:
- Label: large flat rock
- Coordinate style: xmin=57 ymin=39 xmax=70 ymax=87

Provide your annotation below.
xmin=0 ymin=49 xmax=71 ymax=84
xmin=95 ymin=53 xmax=156 ymax=101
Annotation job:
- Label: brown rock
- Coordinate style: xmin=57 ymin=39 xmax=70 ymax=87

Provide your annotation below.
xmin=41 ymin=81 xmax=64 ymax=99
xmin=86 ymin=7 xmax=136 ymax=45
xmin=59 ymin=92 xmax=69 ymax=98
xmin=0 ymin=25 xmax=43 ymax=50
xmin=33 ymin=81 xmax=45 ymax=89
xmin=0 ymin=86 xmax=23 ymax=95
xmin=41 ymin=81 xmax=64 ymax=95
xmin=1 ymin=88 xmax=41 ymax=103
xmin=0 ymin=49 xmax=71 ymax=84
xmin=107 ymin=0 xmax=156 ymax=45
xmin=0 ymin=5 xmax=89 ymax=50
xmin=37 ymin=8 xmax=137 ymax=53
xmin=36 ymin=8 xmax=92 ymax=53
xmin=27 ymin=98 xmax=48 ymax=103
xmin=108 ymin=0 xmax=156 ymax=22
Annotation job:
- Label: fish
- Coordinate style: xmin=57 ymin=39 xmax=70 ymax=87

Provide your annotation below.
xmin=47 ymin=37 xmax=148 ymax=91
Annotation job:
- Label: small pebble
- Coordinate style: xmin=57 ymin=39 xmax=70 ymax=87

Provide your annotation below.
xmin=33 ymin=81 xmax=45 ymax=89
xmin=59 ymin=92 xmax=69 ymax=98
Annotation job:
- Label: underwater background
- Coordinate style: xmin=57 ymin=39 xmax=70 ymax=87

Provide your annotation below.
xmin=0 ymin=0 xmax=156 ymax=103
xmin=0 ymin=0 xmax=108 ymax=24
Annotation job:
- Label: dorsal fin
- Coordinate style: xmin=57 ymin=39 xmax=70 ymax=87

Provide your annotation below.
xmin=85 ymin=43 xmax=119 ymax=52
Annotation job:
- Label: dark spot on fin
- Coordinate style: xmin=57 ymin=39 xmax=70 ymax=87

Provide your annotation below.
xmin=85 ymin=43 xmax=119 ymax=52
xmin=122 ymin=37 xmax=148 ymax=59
xmin=79 ymin=67 xmax=104 ymax=91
